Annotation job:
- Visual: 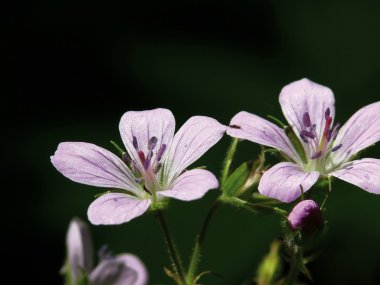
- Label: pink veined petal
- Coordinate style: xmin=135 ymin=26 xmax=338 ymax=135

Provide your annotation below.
xmin=227 ymin=111 xmax=301 ymax=163
xmin=51 ymin=142 xmax=141 ymax=195
xmin=258 ymin=162 xmax=319 ymax=203
xmin=89 ymin=258 xmax=138 ymax=285
xmin=119 ymin=108 xmax=175 ymax=170
xmin=279 ymin=78 xmax=335 ymax=144
xmin=66 ymin=218 xmax=93 ymax=282
xmin=114 ymin=254 xmax=148 ymax=285
xmin=164 ymin=116 xmax=226 ymax=182
xmin=331 ymin=102 xmax=380 ymax=165
xmin=87 ymin=193 xmax=151 ymax=225
xmin=158 ymin=169 xmax=218 ymax=201
xmin=330 ymin=158 xmax=380 ymax=194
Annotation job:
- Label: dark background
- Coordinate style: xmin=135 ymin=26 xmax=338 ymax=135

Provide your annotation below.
xmin=4 ymin=1 xmax=380 ymax=284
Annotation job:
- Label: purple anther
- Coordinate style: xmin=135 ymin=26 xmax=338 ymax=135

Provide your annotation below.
xmin=300 ymin=133 xmax=308 ymax=143
xmin=326 ymin=129 xmax=332 ymax=141
xmin=303 ymin=112 xmax=311 ymax=127
xmin=157 ymin=144 xmax=167 ymax=161
xmin=148 ymin=136 xmax=158 ymax=150
xmin=325 ymin=108 xmax=330 ymax=119
xmin=143 ymin=158 xmax=151 ymax=170
xmin=300 ymin=130 xmax=315 ymax=139
xmin=311 ymin=151 xmax=323 ymax=159
xmin=331 ymin=144 xmax=343 ymax=152
xmin=154 ymin=163 xmax=162 ymax=174
xmin=133 ymin=136 xmax=139 ymax=149
xmin=123 ymin=152 xmax=132 ymax=164
xmin=330 ymin=123 xmax=340 ymax=140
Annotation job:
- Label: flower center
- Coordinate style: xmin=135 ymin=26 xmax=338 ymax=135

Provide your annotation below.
xmin=300 ymin=109 xmax=342 ymax=173
xmin=123 ymin=136 xmax=167 ymax=196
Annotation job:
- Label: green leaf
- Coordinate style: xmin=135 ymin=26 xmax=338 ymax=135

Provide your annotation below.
xmin=223 ymin=162 xmax=249 ymax=197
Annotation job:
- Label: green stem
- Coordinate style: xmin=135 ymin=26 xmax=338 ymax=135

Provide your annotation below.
xmin=221 ymin=138 xmax=239 ymax=185
xmin=285 ymin=249 xmax=303 ymax=285
xmin=186 ymin=200 xmax=221 ymax=283
xmin=155 ymin=210 xmax=186 ymax=284
xmin=230 ymin=197 xmax=288 ymax=219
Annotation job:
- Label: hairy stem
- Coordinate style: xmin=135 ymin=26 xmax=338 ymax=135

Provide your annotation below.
xmin=285 ymin=249 xmax=303 ymax=285
xmin=155 ymin=210 xmax=186 ymax=284
xmin=221 ymin=138 xmax=239 ymax=185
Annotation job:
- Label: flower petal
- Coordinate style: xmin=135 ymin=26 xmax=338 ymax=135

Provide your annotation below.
xmin=87 ymin=193 xmax=151 ymax=225
xmin=66 ymin=218 xmax=93 ymax=282
xmin=158 ymin=169 xmax=218 ymax=201
xmin=331 ymin=102 xmax=380 ymax=165
xmin=279 ymin=78 xmax=335 ymax=141
xmin=113 ymin=254 xmax=148 ymax=285
xmin=51 ymin=142 xmax=141 ymax=195
xmin=330 ymin=158 xmax=380 ymax=194
xmin=164 ymin=116 xmax=226 ymax=182
xmin=227 ymin=111 xmax=301 ymax=163
xmin=258 ymin=162 xmax=319 ymax=203
xmin=119 ymin=108 xmax=175 ymax=170
xmin=90 ymin=254 xmax=147 ymax=285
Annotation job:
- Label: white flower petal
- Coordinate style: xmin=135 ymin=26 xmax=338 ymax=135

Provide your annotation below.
xmin=51 ymin=142 xmax=140 ymax=195
xmin=227 ymin=111 xmax=301 ymax=163
xmin=119 ymin=108 xmax=175 ymax=170
xmin=158 ymin=169 xmax=218 ymax=201
xmin=164 ymin=116 xmax=226 ymax=182
xmin=331 ymin=102 xmax=380 ymax=165
xmin=330 ymin=158 xmax=380 ymax=194
xmin=258 ymin=162 xmax=319 ymax=203
xmin=66 ymin=218 xmax=93 ymax=282
xmin=279 ymin=78 xmax=335 ymax=145
xmin=87 ymin=193 xmax=151 ymax=225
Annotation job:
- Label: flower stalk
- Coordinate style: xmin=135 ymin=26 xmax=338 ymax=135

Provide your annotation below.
xmin=155 ymin=210 xmax=186 ymax=285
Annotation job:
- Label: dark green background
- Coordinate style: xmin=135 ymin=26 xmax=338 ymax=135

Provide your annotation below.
xmin=5 ymin=1 xmax=380 ymax=284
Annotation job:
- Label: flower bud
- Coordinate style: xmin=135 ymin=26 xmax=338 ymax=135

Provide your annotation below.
xmin=288 ymin=200 xmax=323 ymax=235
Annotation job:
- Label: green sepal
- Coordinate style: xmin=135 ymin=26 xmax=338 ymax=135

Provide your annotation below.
xmin=256 ymin=240 xmax=282 ymax=285
xmin=284 ymin=126 xmax=307 ymax=164
xmin=222 ymin=162 xmax=250 ymax=197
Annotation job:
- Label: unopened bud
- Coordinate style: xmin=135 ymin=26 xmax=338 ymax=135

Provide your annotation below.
xmin=288 ymin=200 xmax=323 ymax=235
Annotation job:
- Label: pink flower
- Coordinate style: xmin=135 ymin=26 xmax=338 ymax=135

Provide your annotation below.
xmin=51 ymin=109 xmax=226 ymax=224
xmin=66 ymin=218 xmax=148 ymax=285
xmin=228 ymin=78 xmax=380 ymax=202
xmin=288 ymin=200 xmax=322 ymax=235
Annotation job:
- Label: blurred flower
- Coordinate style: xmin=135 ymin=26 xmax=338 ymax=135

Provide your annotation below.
xmin=228 ymin=78 xmax=380 ymax=202
xmin=288 ymin=200 xmax=323 ymax=235
xmin=51 ymin=109 xmax=226 ymax=224
xmin=65 ymin=218 xmax=148 ymax=285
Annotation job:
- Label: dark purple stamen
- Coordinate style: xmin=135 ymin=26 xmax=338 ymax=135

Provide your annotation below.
xmin=134 ymin=178 xmax=142 ymax=184
xmin=300 ymin=130 xmax=315 ymax=139
xmin=311 ymin=151 xmax=323 ymax=159
xmin=326 ymin=129 xmax=332 ymax=141
xmin=331 ymin=144 xmax=343 ymax=152
xmin=148 ymin=136 xmax=158 ymax=150
xmin=310 ymin=124 xmax=316 ymax=134
xmin=300 ymin=133 xmax=308 ymax=143
xmin=157 ymin=144 xmax=167 ymax=161
xmin=154 ymin=163 xmax=162 ymax=174
xmin=133 ymin=136 xmax=138 ymax=149
xmin=144 ymin=158 xmax=151 ymax=169
xmin=303 ymin=112 xmax=311 ymax=127
xmin=330 ymin=123 xmax=340 ymax=141
xmin=123 ymin=152 xmax=132 ymax=164
xmin=325 ymin=108 xmax=330 ymax=119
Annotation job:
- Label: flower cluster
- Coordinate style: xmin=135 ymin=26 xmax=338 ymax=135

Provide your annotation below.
xmin=52 ymin=78 xmax=380 ymax=285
